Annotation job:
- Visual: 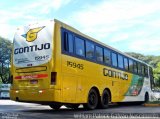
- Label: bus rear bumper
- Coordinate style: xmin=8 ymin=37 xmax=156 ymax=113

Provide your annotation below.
xmin=10 ymin=88 xmax=61 ymax=103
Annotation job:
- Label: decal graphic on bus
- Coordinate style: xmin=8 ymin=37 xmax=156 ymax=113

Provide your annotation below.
xmin=13 ymin=22 xmax=53 ymax=67
xmin=125 ymin=75 xmax=144 ymax=96
xmin=22 ymin=26 xmax=45 ymax=42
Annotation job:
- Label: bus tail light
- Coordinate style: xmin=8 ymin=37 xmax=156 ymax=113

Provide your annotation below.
xmin=39 ymin=90 xmax=45 ymax=94
xmin=51 ymin=72 xmax=57 ymax=85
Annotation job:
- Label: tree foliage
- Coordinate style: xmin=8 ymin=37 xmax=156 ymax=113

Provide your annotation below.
xmin=126 ymin=52 xmax=160 ymax=68
xmin=153 ymin=63 xmax=160 ymax=87
xmin=0 ymin=37 xmax=12 ymax=84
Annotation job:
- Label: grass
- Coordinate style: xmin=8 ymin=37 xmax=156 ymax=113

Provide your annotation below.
xmin=146 ymin=101 xmax=160 ymax=104
xmin=144 ymin=101 xmax=160 ymax=107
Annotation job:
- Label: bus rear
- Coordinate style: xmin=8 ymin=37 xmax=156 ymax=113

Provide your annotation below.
xmin=10 ymin=20 xmax=60 ymax=103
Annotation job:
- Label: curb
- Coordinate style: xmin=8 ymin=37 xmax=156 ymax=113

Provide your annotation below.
xmin=143 ymin=103 xmax=160 ymax=107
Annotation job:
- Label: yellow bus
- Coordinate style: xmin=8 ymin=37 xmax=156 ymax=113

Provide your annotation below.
xmin=10 ymin=19 xmax=153 ymax=110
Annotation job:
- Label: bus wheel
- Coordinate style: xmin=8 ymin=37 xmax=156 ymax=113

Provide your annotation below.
xmin=144 ymin=93 xmax=149 ymax=103
xmin=100 ymin=90 xmax=110 ymax=109
xmin=49 ymin=104 xmax=61 ymax=110
xmin=84 ymin=89 xmax=98 ymax=110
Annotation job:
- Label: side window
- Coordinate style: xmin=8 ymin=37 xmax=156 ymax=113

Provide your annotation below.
xmin=63 ymin=32 xmax=73 ymax=53
xmin=145 ymin=65 xmax=148 ymax=77
xmin=149 ymin=67 xmax=154 ymax=88
xmin=63 ymin=32 xmax=68 ymax=51
xmin=75 ymin=37 xmax=85 ymax=57
xmin=104 ymin=49 xmax=111 ymax=65
xmin=96 ymin=46 xmax=103 ymax=62
xmin=138 ymin=63 xmax=142 ymax=74
xmin=124 ymin=57 xmax=129 ymax=70
xmin=133 ymin=61 xmax=138 ymax=73
xmin=86 ymin=41 xmax=94 ymax=59
xmin=141 ymin=64 xmax=145 ymax=76
xmin=149 ymin=67 xmax=153 ymax=76
xmin=118 ymin=54 xmax=124 ymax=69
xmin=129 ymin=59 xmax=133 ymax=72
xmin=68 ymin=34 xmax=74 ymax=53
xmin=112 ymin=52 xmax=118 ymax=67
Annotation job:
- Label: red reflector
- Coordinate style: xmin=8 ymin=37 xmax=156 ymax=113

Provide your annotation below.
xmin=51 ymin=72 xmax=56 ymax=85
xmin=15 ymin=74 xmax=48 ymax=80
xmin=15 ymin=76 xmax=21 ymax=80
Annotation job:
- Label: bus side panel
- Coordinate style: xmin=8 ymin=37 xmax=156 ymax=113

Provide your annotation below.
xmin=61 ymin=74 xmax=87 ymax=103
xmin=62 ymin=74 xmax=77 ymax=103
xmin=61 ymin=54 xmax=87 ymax=103
xmin=60 ymin=53 xmax=137 ymax=103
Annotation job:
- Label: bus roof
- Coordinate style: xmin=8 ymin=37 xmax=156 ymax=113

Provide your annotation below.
xmin=54 ymin=19 xmax=149 ymax=66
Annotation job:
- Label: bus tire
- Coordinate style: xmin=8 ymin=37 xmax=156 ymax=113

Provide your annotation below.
xmin=84 ymin=88 xmax=98 ymax=110
xmin=49 ymin=104 xmax=61 ymax=110
xmin=144 ymin=93 xmax=149 ymax=103
xmin=99 ymin=90 xmax=110 ymax=109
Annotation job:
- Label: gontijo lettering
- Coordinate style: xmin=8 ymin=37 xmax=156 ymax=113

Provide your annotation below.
xmin=103 ymin=68 xmax=128 ymax=80
xmin=14 ymin=43 xmax=50 ymax=55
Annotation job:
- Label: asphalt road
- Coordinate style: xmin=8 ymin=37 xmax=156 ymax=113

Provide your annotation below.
xmin=0 ymin=100 xmax=160 ymax=119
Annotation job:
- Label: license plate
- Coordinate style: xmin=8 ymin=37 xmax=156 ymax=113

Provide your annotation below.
xmin=30 ymin=80 xmax=38 ymax=84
